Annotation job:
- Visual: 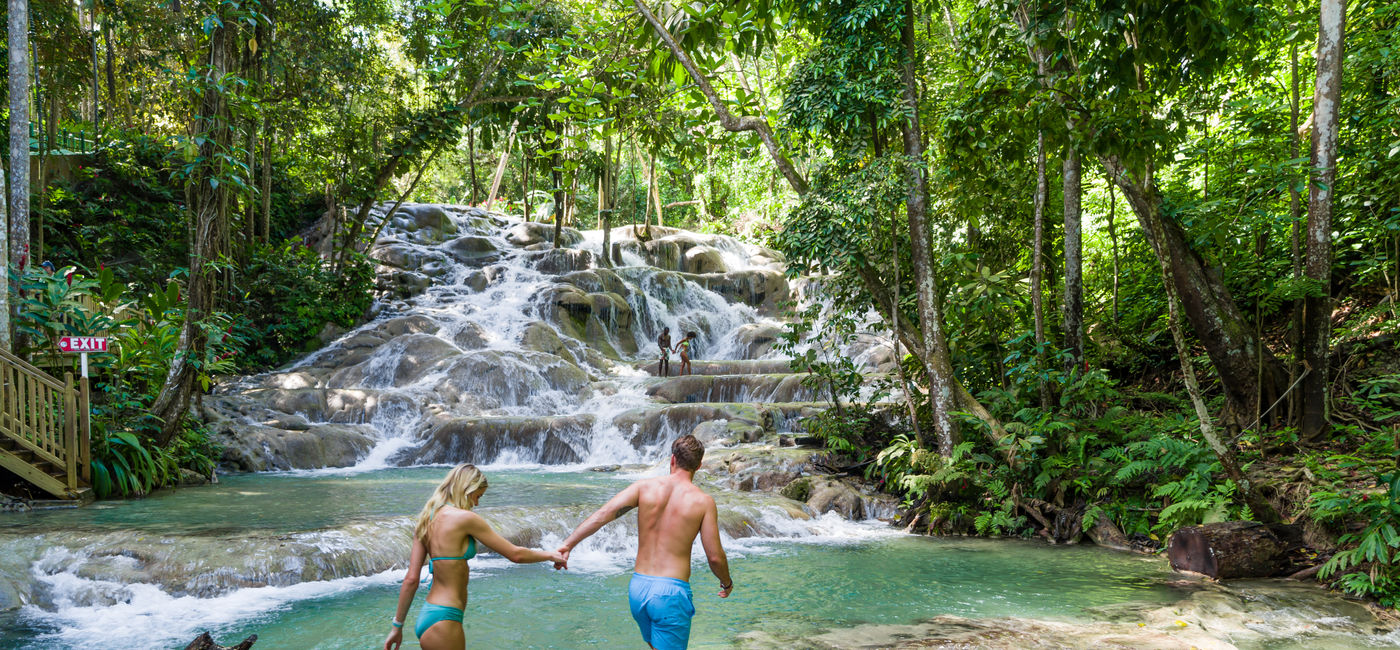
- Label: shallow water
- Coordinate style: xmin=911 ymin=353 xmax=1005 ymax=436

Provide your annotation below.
xmin=0 ymin=468 xmax=1192 ymax=649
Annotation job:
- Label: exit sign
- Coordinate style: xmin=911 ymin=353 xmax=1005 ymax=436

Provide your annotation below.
xmin=58 ymin=336 xmax=108 ymax=353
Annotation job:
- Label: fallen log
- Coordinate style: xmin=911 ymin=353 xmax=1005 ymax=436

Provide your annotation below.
xmin=184 ymin=632 xmax=257 ymax=650
xmin=1168 ymin=521 xmax=1300 ymax=579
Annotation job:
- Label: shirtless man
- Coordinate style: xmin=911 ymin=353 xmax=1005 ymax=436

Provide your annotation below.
xmin=555 ymin=435 xmax=732 ymax=649
xmin=657 ymin=327 xmax=672 ymax=377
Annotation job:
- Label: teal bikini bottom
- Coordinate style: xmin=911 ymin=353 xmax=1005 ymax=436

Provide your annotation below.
xmin=416 ymin=602 xmax=465 ymax=638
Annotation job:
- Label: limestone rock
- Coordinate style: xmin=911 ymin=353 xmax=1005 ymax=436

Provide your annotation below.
xmin=505 ymin=222 xmax=583 ymax=248
xmin=406 ymin=415 xmax=594 ymax=465
xmin=683 ymin=245 xmax=728 ymax=274
xmin=213 ymin=422 xmax=376 ymax=472
xmin=443 ymin=235 xmax=502 ymax=264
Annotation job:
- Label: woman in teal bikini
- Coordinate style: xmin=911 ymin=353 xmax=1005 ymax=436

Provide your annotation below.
xmin=384 ymin=464 xmax=565 ymax=650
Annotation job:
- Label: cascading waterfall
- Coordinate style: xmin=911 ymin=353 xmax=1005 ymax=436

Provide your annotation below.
xmin=2 ymin=205 xmax=1394 ymax=649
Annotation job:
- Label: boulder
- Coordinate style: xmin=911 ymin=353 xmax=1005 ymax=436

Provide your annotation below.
xmin=397 ymin=204 xmax=460 ymax=241
xmin=325 ymin=333 xmax=460 ymax=387
xmin=733 ymin=322 xmax=784 ymax=359
xmin=804 ymin=477 xmax=868 ymax=520
xmin=379 ymin=270 xmax=433 ymax=299
xmin=505 ymin=222 xmax=584 ymax=248
xmin=683 ymin=246 xmax=728 ymax=274
xmin=452 ymin=321 xmax=490 ymax=350
xmin=443 ymin=235 xmax=502 ymax=264
xmin=613 ymin=403 xmax=770 ymax=449
xmin=374 ymin=314 xmax=440 ymax=338
xmin=213 ymin=422 xmax=377 ymax=472
xmin=435 ymin=349 xmax=589 ymax=408
xmin=520 ymin=321 xmax=580 ymax=366
xmin=690 ymin=419 xmax=764 ymax=447
xmin=462 ymin=270 xmax=489 ymax=292
xmin=406 ymin=415 xmax=594 ymax=465
xmin=696 ymin=268 xmax=790 ymax=313
xmin=528 ymin=248 xmax=595 ymax=275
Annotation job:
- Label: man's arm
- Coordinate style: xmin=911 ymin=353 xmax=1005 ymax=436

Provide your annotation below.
xmin=556 ymin=481 xmax=643 ymax=568
xmin=698 ymin=496 xmax=732 ymax=597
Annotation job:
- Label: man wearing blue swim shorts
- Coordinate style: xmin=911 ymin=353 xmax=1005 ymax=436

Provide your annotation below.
xmin=555 ymin=435 xmax=733 ymax=649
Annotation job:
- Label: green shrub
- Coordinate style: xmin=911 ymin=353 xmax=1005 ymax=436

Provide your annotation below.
xmin=236 ymin=241 xmax=375 ymax=370
xmin=1311 ymin=457 xmax=1400 ymax=607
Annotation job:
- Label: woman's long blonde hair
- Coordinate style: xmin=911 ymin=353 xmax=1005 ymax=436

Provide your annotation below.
xmin=413 ymin=464 xmax=488 ymax=543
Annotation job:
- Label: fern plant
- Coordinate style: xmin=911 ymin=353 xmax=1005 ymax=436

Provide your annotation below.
xmin=1311 ymin=464 xmax=1400 ymax=607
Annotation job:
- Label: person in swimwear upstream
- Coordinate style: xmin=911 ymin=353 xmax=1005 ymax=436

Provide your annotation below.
xmin=673 ymin=331 xmax=698 ymax=376
xmin=555 ymin=435 xmax=733 ymax=649
xmin=384 ymin=464 xmax=565 ymax=650
xmin=657 ymin=327 xmax=673 ymax=377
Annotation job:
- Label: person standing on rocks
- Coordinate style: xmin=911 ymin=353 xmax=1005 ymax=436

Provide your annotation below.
xmin=657 ymin=327 xmax=673 ymax=377
xmin=674 ymin=331 xmax=698 ymax=376
xmin=384 ymin=464 xmax=566 ymax=650
xmin=554 ymin=435 xmax=733 ymax=650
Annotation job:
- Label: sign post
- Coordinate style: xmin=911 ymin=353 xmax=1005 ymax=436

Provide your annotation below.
xmin=57 ymin=336 xmax=108 ymax=378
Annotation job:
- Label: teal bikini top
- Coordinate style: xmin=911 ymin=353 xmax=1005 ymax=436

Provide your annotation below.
xmin=426 ymin=505 xmax=477 ymax=574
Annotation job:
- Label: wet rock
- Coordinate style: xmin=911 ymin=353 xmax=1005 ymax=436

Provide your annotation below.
xmin=443 ymin=235 xmax=502 ymax=264
xmin=380 ymin=270 xmax=433 ymax=299
xmin=316 ymin=322 xmax=348 ymax=347
xmin=683 ymin=246 xmax=728 ymax=274
xmin=695 ymin=269 xmax=790 ymax=314
xmin=527 ymin=248 xmax=595 ymax=275
xmin=691 ymin=419 xmax=764 ymax=446
xmin=614 ymin=403 xmax=770 ymax=449
xmin=805 ymin=477 xmax=867 ymax=520
xmin=325 ymin=333 xmax=460 ymax=387
xmin=177 ymin=468 xmax=213 ymax=487
xmin=647 ymin=374 xmax=820 ymax=404
xmin=374 ymin=315 xmax=440 ymax=338
xmin=589 ymin=465 xmax=622 ymax=473
xmin=397 ymin=204 xmax=460 ymax=241
xmin=435 ymin=349 xmax=588 ymax=408
xmin=406 ymin=415 xmax=594 ymax=465
xmin=462 ymin=270 xmax=489 ymax=292
xmin=212 ymin=422 xmax=377 ymax=472
xmin=536 ymin=284 xmax=637 ymax=358
xmin=734 ymin=322 xmax=784 ymax=359
xmin=505 ymin=222 xmax=584 ymax=248
xmin=452 ymin=322 xmax=489 ymax=350
xmin=520 ymin=321 xmax=580 ymax=366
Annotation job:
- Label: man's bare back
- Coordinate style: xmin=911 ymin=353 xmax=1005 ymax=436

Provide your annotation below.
xmin=632 ymin=475 xmax=715 ymax=581
xmin=556 ymin=435 xmax=731 ymax=649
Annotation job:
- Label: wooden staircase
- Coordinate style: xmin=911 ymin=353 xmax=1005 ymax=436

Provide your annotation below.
xmin=0 ymin=348 xmax=91 ymax=500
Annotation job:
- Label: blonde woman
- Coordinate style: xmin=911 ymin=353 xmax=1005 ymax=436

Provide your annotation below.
xmin=384 ymin=464 xmax=565 ymax=650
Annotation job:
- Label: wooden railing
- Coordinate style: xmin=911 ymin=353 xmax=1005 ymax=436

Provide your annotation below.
xmin=0 ymin=348 xmax=91 ymax=499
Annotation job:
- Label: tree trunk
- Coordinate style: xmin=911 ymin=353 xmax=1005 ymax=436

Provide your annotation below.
xmin=468 ymin=127 xmax=480 ymax=205
xmin=1104 ymin=157 xmax=1289 ymax=431
xmin=1288 ymin=4 xmax=1304 ymax=425
xmin=486 ymin=121 xmax=517 ymax=212
xmin=551 ymin=149 xmax=564 ymax=247
xmin=1062 ymin=145 xmax=1083 ymax=372
xmin=652 ymin=156 xmax=664 ymax=228
xmin=1032 ymin=132 xmax=1050 ymax=409
xmin=1107 ymin=179 xmax=1120 ymax=322
xmin=104 ymin=16 xmax=116 ymax=123
xmin=900 ymin=0 xmax=958 ymax=455
xmin=1300 ymin=0 xmax=1347 ymax=441
xmin=599 ymin=134 xmax=614 ymax=267
xmin=149 ymin=10 xmax=233 ymax=447
xmin=1140 ymin=173 xmax=1279 ymax=523
xmin=631 ymin=0 xmax=808 ymax=195
xmin=1168 ymin=521 xmax=1298 ymax=579
xmin=522 ymin=150 xmax=532 ymax=220
xmin=10 ymin=0 xmax=30 ymax=275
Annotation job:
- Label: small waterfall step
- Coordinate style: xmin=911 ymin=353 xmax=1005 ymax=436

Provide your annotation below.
xmin=403 ymin=414 xmax=595 ymax=466
xmin=644 ymin=373 xmax=895 ymax=405
xmin=635 ymin=359 xmax=796 ymax=376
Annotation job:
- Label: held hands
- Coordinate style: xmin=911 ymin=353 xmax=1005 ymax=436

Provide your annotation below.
xmin=718 ymin=582 xmax=733 ymax=598
xmin=552 ymin=547 xmax=571 ymax=571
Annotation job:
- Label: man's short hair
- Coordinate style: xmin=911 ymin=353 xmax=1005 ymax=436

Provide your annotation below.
xmin=672 ymin=434 xmax=704 ymax=471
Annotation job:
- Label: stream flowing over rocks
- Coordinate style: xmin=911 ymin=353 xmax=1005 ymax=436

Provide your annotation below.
xmin=0 ymin=204 xmax=1395 ymax=649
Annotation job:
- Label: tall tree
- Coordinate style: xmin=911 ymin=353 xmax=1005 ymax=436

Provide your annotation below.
xmin=1300 ymin=0 xmax=1348 ymax=440
xmin=149 ymin=1 xmax=236 ymax=445
xmin=9 ymin=0 xmax=30 ymax=275
xmin=1062 ymin=144 xmax=1083 ymax=371
xmin=1032 ymin=131 xmax=1050 ymax=409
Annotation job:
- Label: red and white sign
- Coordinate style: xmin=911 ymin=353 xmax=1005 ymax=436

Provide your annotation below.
xmin=58 ymin=336 xmax=108 ymax=353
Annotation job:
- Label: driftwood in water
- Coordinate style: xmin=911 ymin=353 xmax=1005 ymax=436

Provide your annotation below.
xmin=1168 ymin=521 xmax=1301 ymax=579
xmin=184 ymin=632 xmax=257 ymax=650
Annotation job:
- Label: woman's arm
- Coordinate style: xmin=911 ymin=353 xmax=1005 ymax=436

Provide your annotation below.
xmin=464 ymin=512 xmax=566 ymax=564
xmin=384 ymin=538 xmax=426 ymax=650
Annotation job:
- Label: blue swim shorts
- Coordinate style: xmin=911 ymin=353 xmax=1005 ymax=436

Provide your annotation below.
xmin=628 ymin=572 xmax=695 ymax=650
